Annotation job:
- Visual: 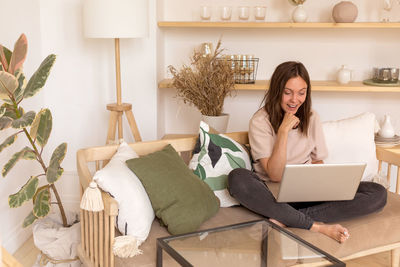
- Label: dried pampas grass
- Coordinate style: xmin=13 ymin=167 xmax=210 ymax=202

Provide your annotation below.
xmin=168 ymin=40 xmax=235 ymax=116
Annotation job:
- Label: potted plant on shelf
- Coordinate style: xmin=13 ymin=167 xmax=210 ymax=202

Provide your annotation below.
xmin=0 ymin=34 xmax=80 ymax=266
xmin=168 ymin=40 xmax=235 ymax=133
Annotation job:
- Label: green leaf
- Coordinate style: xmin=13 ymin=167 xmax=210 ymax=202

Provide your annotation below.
xmin=225 ymin=152 xmax=246 ymax=169
xmin=24 ymin=54 xmax=56 ymax=99
xmin=0 ymin=71 xmax=18 ymax=100
xmin=203 ymin=175 xmax=228 ymax=191
xmin=8 ymin=34 xmax=27 ymax=75
xmin=209 ymin=134 xmax=241 ymax=152
xmin=46 ymin=167 xmax=64 ymax=185
xmin=30 ymin=109 xmax=52 ymax=147
xmin=22 ymin=211 xmax=38 ymax=228
xmin=0 ymin=116 xmax=12 ymax=130
xmin=0 ymin=45 xmax=12 ymax=71
xmin=11 ymin=111 xmax=35 ymax=129
xmin=8 ymin=176 xmax=39 ymax=208
xmin=2 ymin=103 xmax=22 ymax=120
xmin=2 ymin=147 xmax=36 ymax=177
xmin=46 ymin=143 xmax=67 ymax=183
xmin=33 ymin=187 xmax=50 ymax=218
xmin=0 ymin=133 xmax=18 ymax=153
xmin=14 ymin=70 xmax=26 ymax=103
xmin=193 ymin=164 xmax=206 ymax=180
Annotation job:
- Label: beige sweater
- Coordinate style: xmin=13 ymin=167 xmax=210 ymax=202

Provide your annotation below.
xmin=249 ymin=108 xmax=328 ymax=181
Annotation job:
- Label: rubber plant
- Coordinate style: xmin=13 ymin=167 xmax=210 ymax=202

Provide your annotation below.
xmin=0 ymin=33 xmax=68 ymax=228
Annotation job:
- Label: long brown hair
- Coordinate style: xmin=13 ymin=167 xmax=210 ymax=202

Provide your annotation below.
xmin=261 ymin=61 xmax=312 ymax=135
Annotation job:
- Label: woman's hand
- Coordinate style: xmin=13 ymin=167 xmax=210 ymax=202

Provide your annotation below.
xmin=278 ymin=112 xmax=300 ymax=134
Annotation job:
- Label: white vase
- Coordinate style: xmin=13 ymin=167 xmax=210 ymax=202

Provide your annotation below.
xmin=292 ymin=4 xmax=308 ymax=23
xmin=337 ymin=65 xmax=352 ymax=84
xmin=379 ymin=114 xmax=395 ymax=138
xmin=201 ymin=113 xmax=229 ymax=133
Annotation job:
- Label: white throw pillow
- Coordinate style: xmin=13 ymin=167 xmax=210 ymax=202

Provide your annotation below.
xmin=94 ymin=141 xmax=154 ymax=243
xmin=322 ymin=112 xmax=378 ymax=181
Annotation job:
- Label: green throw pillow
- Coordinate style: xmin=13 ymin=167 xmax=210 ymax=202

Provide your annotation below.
xmin=189 ymin=121 xmax=252 ymax=207
xmin=125 ymin=144 xmax=219 ymax=235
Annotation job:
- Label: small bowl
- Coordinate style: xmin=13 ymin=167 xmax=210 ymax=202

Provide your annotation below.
xmin=372 ymin=67 xmax=399 ymax=83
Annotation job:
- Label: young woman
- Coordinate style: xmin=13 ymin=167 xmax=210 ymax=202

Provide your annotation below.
xmin=228 ymin=61 xmax=387 ymax=243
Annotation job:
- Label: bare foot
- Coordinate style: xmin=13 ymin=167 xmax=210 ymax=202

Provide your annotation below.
xmin=311 ymin=222 xmax=350 ymax=243
xmin=269 ymin=218 xmax=286 ymax=228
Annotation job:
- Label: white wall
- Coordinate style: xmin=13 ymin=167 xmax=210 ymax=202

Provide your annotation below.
xmin=1 ymin=0 xmax=399 ymax=253
xmin=0 ymin=0 xmax=157 ymax=253
xmin=0 ymin=0 xmax=45 ymax=253
xmin=158 ymin=0 xmax=400 ymax=190
xmin=158 ymin=0 xmax=400 ymax=136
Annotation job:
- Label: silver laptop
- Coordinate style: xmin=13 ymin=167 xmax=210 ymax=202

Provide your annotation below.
xmin=268 ymin=163 xmax=366 ymax=203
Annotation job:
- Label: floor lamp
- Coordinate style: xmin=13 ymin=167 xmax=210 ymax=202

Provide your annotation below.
xmin=83 ymin=0 xmax=148 ymax=144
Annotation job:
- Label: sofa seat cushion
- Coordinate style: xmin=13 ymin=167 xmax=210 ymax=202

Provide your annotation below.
xmin=290 ymin=191 xmax=400 ymax=259
xmin=115 ymin=206 xmax=262 ymax=267
xmin=115 ymin=192 xmax=400 ymax=266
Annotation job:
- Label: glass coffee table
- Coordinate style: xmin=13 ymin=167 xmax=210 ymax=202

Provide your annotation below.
xmin=157 ymin=219 xmax=345 ymax=267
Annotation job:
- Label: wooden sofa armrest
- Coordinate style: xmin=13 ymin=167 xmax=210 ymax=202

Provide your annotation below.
xmin=376 ymin=145 xmax=400 ymax=194
xmin=77 ymin=147 xmax=119 ymax=267
xmin=79 ymin=192 xmax=118 ymax=267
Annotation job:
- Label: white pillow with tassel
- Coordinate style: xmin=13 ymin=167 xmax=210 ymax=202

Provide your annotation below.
xmin=82 ymin=141 xmax=155 ymax=257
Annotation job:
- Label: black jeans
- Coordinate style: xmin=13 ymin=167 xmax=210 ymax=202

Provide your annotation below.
xmin=228 ymin=168 xmax=387 ymax=230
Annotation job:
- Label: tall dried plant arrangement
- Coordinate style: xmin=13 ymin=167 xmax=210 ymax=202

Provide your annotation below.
xmin=168 ymin=40 xmax=235 ymax=116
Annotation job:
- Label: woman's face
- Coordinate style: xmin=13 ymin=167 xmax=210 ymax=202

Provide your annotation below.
xmin=280 ymin=76 xmax=307 ymax=114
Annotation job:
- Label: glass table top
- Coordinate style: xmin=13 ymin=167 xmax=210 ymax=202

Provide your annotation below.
xmin=157 ymin=219 xmax=345 ymax=267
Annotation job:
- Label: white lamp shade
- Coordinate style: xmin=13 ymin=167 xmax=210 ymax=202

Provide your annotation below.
xmin=83 ymin=0 xmax=148 ymax=38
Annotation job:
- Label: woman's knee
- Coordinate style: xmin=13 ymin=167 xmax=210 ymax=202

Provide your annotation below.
xmin=371 ymin=182 xmax=387 ymax=210
xmin=361 ymin=181 xmax=387 ymax=212
xmin=227 ymin=168 xmax=254 ymax=196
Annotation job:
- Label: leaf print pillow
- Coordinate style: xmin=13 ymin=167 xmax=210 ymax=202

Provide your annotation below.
xmin=189 ymin=121 xmax=252 ymax=207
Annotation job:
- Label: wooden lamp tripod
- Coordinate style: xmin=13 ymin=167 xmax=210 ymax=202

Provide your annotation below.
xmin=106 ymin=38 xmax=142 ymax=144
xmin=83 ymin=0 xmax=148 ymax=144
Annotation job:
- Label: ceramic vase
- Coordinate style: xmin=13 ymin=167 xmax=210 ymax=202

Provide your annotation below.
xmin=292 ymin=4 xmax=308 ymax=23
xmin=201 ymin=113 xmax=229 ymax=133
xmin=332 ymin=1 xmax=358 ymax=23
xmin=337 ymin=65 xmax=352 ymax=84
xmin=379 ymin=114 xmax=395 ymax=138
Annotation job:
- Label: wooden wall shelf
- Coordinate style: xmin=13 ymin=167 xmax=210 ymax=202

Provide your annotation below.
xmin=158 ymin=22 xmax=400 ymax=29
xmin=158 ymin=79 xmax=400 ymax=93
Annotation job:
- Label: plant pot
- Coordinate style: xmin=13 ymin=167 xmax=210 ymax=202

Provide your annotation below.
xmin=201 ymin=113 xmax=229 ymax=133
xmin=32 ymin=211 xmax=81 ymax=267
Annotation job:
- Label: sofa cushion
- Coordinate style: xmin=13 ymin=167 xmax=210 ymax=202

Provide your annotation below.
xmin=115 ymin=206 xmax=262 ymax=267
xmin=290 ymin=191 xmax=400 ymax=259
xmin=322 ymin=112 xmax=378 ymax=181
xmin=93 ymin=141 xmax=154 ymax=243
xmin=189 ymin=121 xmax=252 ymax=207
xmin=114 ymin=192 xmax=400 ymax=265
xmin=126 ymin=144 xmax=219 ymax=235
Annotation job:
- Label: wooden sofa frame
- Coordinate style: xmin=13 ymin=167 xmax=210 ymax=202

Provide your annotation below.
xmin=76 ymin=132 xmax=400 ymax=267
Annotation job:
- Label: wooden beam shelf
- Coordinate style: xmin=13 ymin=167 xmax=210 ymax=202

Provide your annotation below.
xmin=158 ymin=21 xmax=400 ymax=29
xmin=158 ymin=79 xmax=400 ymax=93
